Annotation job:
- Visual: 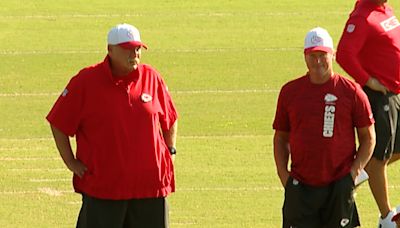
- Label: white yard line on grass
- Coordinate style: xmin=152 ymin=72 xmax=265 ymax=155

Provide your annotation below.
xmin=0 ymin=147 xmax=51 ymax=151
xmin=178 ymin=186 xmax=284 ymax=192
xmin=0 ymin=137 xmax=53 ymax=141
xmin=0 ymin=92 xmax=60 ymax=97
xmin=0 ymin=12 xmax=348 ymax=20
xmin=181 ymin=134 xmax=268 ymax=139
xmin=174 ymin=89 xmax=279 ymax=94
xmin=9 ymin=168 xmax=65 ymax=172
xmin=0 ymin=157 xmax=60 ymax=161
xmin=0 ymin=89 xmax=278 ymax=97
xmin=0 ymin=47 xmax=299 ymax=56
xmin=0 ymin=134 xmax=269 ymax=143
xmin=37 ymin=187 xmax=70 ymax=196
xmin=30 ymin=178 xmax=70 ymax=182
xmin=2 ymin=185 xmax=400 ymax=196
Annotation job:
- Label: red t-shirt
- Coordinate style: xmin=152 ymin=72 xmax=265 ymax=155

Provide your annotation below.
xmin=273 ymin=74 xmax=374 ymax=186
xmin=46 ymin=56 xmax=178 ymax=199
xmin=336 ymin=0 xmax=400 ymax=94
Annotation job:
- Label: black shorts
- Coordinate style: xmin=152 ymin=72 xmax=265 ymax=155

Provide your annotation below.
xmin=363 ymin=87 xmax=400 ymax=160
xmin=76 ymin=194 xmax=169 ymax=228
xmin=282 ymin=174 xmax=360 ymax=228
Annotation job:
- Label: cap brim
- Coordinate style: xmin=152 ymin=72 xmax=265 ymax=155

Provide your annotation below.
xmin=304 ymin=46 xmax=333 ymax=55
xmin=118 ymin=41 xmax=148 ymax=50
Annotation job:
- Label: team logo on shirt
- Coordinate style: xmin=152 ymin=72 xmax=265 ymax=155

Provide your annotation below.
xmin=141 ymin=93 xmax=152 ymax=103
xmin=323 ymin=93 xmax=337 ymax=138
xmin=346 ymin=24 xmax=356 ymax=33
xmin=380 ymin=16 xmax=400 ymax=32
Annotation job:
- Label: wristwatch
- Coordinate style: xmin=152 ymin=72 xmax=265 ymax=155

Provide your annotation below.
xmin=168 ymin=146 xmax=177 ymax=155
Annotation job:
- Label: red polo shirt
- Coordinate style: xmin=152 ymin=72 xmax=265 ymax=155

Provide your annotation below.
xmin=336 ymin=0 xmax=400 ymax=94
xmin=47 ymin=56 xmax=178 ymax=199
xmin=273 ymin=74 xmax=374 ymax=186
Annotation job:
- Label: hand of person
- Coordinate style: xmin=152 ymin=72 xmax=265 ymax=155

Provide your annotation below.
xmin=365 ymin=77 xmax=389 ymax=95
xmin=350 ymin=168 xmax=359 ymax=182
xmin=66 ymin=159 xmax=87 ymax=178
xmin=278 ymin=170 xmax=290 ymax=188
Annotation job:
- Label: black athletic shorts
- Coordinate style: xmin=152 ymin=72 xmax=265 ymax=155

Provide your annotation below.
xmin=76 ymin=194 xmax=169 ymax=228
xmin=282 ymin=174 xmax=360 ymax=228
xmin=363 ymin=87 xmax=400 ymax=160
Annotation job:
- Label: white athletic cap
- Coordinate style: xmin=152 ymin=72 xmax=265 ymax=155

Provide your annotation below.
xmin=107 ymin=23 xmax=148 ymax=49
xmin=304 ymin=27 xmax=333 ymax=54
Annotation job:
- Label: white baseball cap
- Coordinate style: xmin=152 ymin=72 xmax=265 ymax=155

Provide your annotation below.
xmin=304 ymin=27 xmax=333 ymax=54
xmin=107 ymin=23 xmax=148 ymax=49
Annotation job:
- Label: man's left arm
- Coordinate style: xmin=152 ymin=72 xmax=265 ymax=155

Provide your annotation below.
xmin=351 ymin=125 xmax=376 ymax=180
xmin=163 ymin=120 xmax=178 ymax=161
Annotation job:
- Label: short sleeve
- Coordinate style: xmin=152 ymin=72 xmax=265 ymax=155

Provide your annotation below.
xmin=157 ymin=76 xmax=178 ymax=131
xmin=273 ymin=86 xmax=290 ymax=132
xmin=46 ymin=75 xmax=85 ymax=136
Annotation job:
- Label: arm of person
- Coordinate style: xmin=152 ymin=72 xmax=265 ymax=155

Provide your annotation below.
xmin=365 ymin=77 xmax=389 ymax=95
xmin=50 ymin=124 xmax=87 ymax=178
xmin=273 ymin=130 xmax=290 ymax=187
xmin=336 ymin=17 xmax=388 ymax=94
xmin=351 ymin=124 xmax=376 ymax=180
xmin=162 ymin=120 xmax=178 ymax=162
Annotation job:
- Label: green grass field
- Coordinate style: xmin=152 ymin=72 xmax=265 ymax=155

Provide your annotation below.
xmin=1 ymin=0 xmax=400 ymax=227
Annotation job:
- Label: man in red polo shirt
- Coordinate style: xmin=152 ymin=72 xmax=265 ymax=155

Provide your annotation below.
xmin=273 ymin=27 xmax=375 ymax=227
xmin=336 ymin=0 xmax=400 ymax=226
xmin=47 ymin=23 xmax=178 ymax=228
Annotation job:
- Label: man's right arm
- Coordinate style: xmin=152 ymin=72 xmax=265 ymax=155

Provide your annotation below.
xmin=273 ymin=130 xmax=290 ymax=187
xmin=50 ymin=125 xmax=87 ymax=178
xmin=337 ymin=17 xmax=381 ymax=89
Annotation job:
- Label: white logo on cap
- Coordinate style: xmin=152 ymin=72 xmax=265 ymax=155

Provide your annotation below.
xmin=347 ymin=24 xmax=356 ymax=33
xmin=141 ymin=93 xmax=152 ymax=103
xmin=126 ymin=30 xmax=134 ymax=39
xmin=310 ymin=35 xmax=323 ymax=44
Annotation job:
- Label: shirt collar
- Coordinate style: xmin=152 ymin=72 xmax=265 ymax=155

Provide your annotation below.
xmin=361 ymin=0 xmax=388 ymax=12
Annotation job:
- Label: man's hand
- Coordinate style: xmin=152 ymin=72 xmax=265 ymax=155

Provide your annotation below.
xmin=278 ymin=170 xmax=290 ymax=188
xmin=350 ymin=167 xmax=360 ymax=181
xmin=66 ymin=158 xmax=87 ymax=178
xmin=365 ymin=77 xmax=389 ymax=95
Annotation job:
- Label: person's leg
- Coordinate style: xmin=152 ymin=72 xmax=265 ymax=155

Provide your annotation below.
xmin=124 ymin=197 xmax=169 ymax=228
xmin=282 ymin=176 xmax=324 ymax=228
xmin=388 ymin=153 xmax=400 ymax=165
xmin=363 ymin=88 xmax=396 ymax=220
xmin=365 ymin=158 xmax=392 ymax=217
xmin=389 ymin=94 xmax=400 ymax=166
xmin=76 ymin=194 xmax=127 ymax=228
